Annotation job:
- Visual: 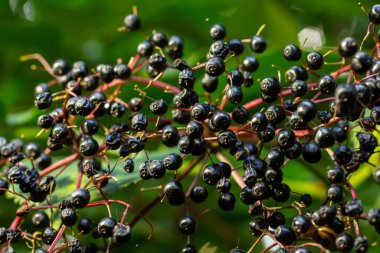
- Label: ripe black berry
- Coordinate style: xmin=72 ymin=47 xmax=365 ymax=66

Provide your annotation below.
xmin=338 ymin=37 xmax=358 ymax=58
xmin=124 ymin=14 xmax=140 ymax=30
xmin=306 ymin=51 xmax=323 ymax=70
xmin=250 ymin=35 xmax=267 ymax=53
xmin=61 ymin=207 xmax=77 ymax=226
xmin=71 ymin=188 xmax=91 ymax=208
xmin=201 ymin=74 xmax=218 ymax=93
xmin=369 ymin=4 xmax=380 ymax=24
xmin=78 ymin=218 xmax=93 ymax=235
xmin=163 ymin=180 xmax=185 ymax=205
xmin=113 ymin=224 xmax=132 ymax=244
xmin=210 ymin=24 xmax=226 ymax=40
xmin=218 ymin=192 xmax=236 ymax=211
xmin=335 ymin=233 xmax=354 ymax=252
xmin=274 ymin=225 xmax=296 ymax=245
xmin=35 ymin=92 xmax=52 ymax=110
xmin=178 ymin=216 xmax=197 ymax=235
xmin=283 ymin=44 xmax=302 ymax=61
xmin=42 ymin=226 xmax=57 ymax=245
xmin=97 ymin=217 xmax=117 ymax=238
xmin=351 ymin=51 xmax=373 ymax=74
xmin=205 ymin=56 xmax=225 ymax=76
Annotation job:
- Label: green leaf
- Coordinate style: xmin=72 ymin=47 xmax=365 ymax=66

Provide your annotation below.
xmin=199 ymin=242 xmax=218 ymax=253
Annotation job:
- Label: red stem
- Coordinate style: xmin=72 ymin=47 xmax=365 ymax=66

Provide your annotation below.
xmin=39 ymin=153 xmax=79 ymax=177
xmin=47 ymin=225 xmax=66 ymax=253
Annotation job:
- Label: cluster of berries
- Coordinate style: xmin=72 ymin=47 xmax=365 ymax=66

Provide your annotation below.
xmin=1 ymin=4 xmax=380 ymax=253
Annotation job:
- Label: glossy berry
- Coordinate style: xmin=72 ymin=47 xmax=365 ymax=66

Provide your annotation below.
xmin=231 ymin=107 xmax=249 ymax=124
xmin=272 ymin=183 xmax=291 ymax=202
xmin=277 ymin=129 xmax=296 ymax=149
xmin=37 ymin=114 xmax=53 ymax=129
xmin=124 ymin=14 xmax=140 ymax=30
xmin=205 ymin=56 xmax=225 ymax=76
xmin=369 ymin=4 xmax=380 ymax=24
xmin=151 ymin=31 xmax=168 ymax=48
xmin=163 ymin=180 xmax=185 ymax=205
xmin=314 ymin=126 xmax=335 ymax=148
xmin=291 ymin=215 xmax=310 ymax=234
xmin=201 ymin=74 xmax=218 ymax=93
xmin=335 ymin=233 xmax=354 ymax=252
xmin=268 ymin=211 xmax=286 ymax=229
xmin=249 ymin=217 xmax=265 ymax=237
xmin=167 ymin=35 xmax=184 ymax=59
xmin=260 ymin=77 xmax=281 ymax=95
xmin=354 ymin=236 xmax=369 ymax=253
xmin=318 ymin=74 xmax=336 ymax=94
xmin=178 ymin=216 xmax=197 ymax=235
xmin=297 ymin=100 xmax=317 ymax=122
xmin=161 ymin=125 xmax=180 ymax=146
xmin=181 ymin=244 xmax=198 ymax=253
xmin=150 ymin=99 xmax=168 ymax=115
xmin=113 ymin=224 xmax=132 ymax=244
xmin=209 ymin=40 xmax=229 ymax=59
xmin=283 ymin=44 xmax=302 ymax=61
xmin=79 ymin=137 xmax=99 ymax=157
xmin=42 ymin=226 xmax=57 ymax=245
xmin=327 ymin=166 xmax=345 ymax=184
xmin=203 ymin=164 xmax=222 ymax=185
xmin=210 ymin=111 xmax=231 ymax=131
xmin=178 ymin=135 xmax=195 ymax=154
xmin=78 ymin=218 xmax=93 ymax=235
xmin=190 ymin=185 xmax=208 ymax=203
xmin=250 ymin=35 xmax=267 ymax=53
xmin=32 ymin=212 xmax=49 ymax=228
xmin=61 ymin=207 xmax=77 ymax=226
xmin=241 ymin=57 xmax=259 ymax=73
xmin=327 ymin=184 xmax=344 ymax=202
xmin=82 ymin=119 xmax=99 ymax=135
xmin=250 ymin=112 xmax=267 ymax=132
xmin=302 ymin=143 xmax=321 ymax=163
xmin=338 ymin=37 xmax=358 ymax=58
xmin=312 ymin=205 xmax=337 ymax=226
xmin=351 ymin=51 xmax=373 ymax=74
xmin=217 ymin=130 xmax=237 ymax=149
xmin=373 ymin=168 xmax=380 ymax=184
xmin=291 ymin=80 xmax=307 ymax=97
xmin=131 ymin=113 xmax=147 ymax=131
xmin=286 ymin=65 xmax=308 ymax=82
xmin=52 ymin=59 xmax=69 ymax=76
xmin=129 ymin=97 xmax=143 ymax=112
xmin=344 ymin=199 xmax=363 ymax=217
xmin=274 ymin=225 xmax=296 ymax=245
xmin=368 ymin=208 xmax=380 ymax=225
xmin=97 ymin=217 xmax=117 ymax=238
xmin=210 ymin=24 xmax=226 ymax=40
xmin=334 ymin=145 xmax=354 ymax=166
xmin=147 ymin=160 xmax=166 ymax=179
xmin=306 ymin=51 xmax=323 ymax=70
xmin=71 ymin=188 xmax=90 ymax=208
xmin=265 ymin=105 xmax=286 ymax=124
xmin=35 ymin=92 xmax=52 ymax=110
xmin=218 ymin=192 xmax=236 ymax=211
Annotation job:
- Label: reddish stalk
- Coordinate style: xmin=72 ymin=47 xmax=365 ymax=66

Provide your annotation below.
xmin=39 ymin=153 xmax=79 ymax=177
xmin=47 ymin=225 xmax=66 ymax=253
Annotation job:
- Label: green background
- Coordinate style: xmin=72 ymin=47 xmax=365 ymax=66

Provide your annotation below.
xmin=0 ymin=0 xmax=380 ymax=252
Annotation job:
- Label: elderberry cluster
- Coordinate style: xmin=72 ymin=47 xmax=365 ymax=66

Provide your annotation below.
xmin=1 ymin=3 xmax=380 ymax=253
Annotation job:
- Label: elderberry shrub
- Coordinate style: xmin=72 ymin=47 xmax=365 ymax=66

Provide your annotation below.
xmin=2 ymin=3 xmax=380 ymax=253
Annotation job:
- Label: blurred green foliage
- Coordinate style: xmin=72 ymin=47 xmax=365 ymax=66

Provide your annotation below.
xmin=1 ymin=0 xmax=380 ymax=252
